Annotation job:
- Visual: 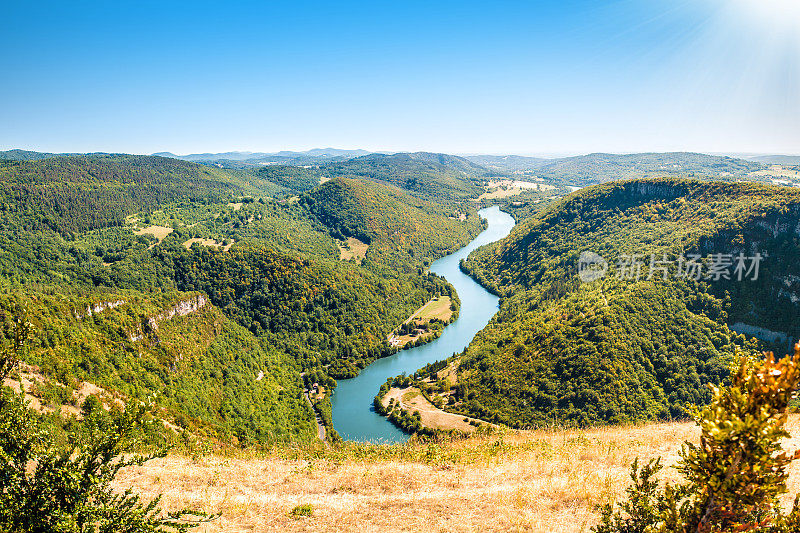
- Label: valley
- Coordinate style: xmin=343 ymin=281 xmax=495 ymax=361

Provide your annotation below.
xmin=7 ymin=2 xmax=800 ymax=529
xmin=2 ymin=147 xmax=800 ymax=531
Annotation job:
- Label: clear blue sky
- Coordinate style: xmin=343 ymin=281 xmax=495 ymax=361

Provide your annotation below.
xmin=2 ymin=0 xmax=798 ymax=155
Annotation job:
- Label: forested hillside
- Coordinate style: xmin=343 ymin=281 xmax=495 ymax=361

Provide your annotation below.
xmin=0 ymin=289 xmax=316 ymax=444
xmin=448 ymin=179 xmax=800 ymax=427
xmin=0 ymin=149 xmax=65 ymax=161
xmin=304 ymin=177 xmax=485 ymax=268
xmin=323 ymin=152 xmax=491 ymax=201
xmin=0 ymin=152 xmax=484 ymax=444
xmin=466 ymin=152 xmax=769 ymax=187
xmin=0 ymin=154 xmax=247 ymax=234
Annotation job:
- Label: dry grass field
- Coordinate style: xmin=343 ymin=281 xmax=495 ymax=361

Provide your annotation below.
xmin=407 ymin=296 xmax=452 ymax=323
xmin=479 ymin=186 xmax=524 ymax=200
xmin=389 ymin=296 xmax=453 ymax=346
xmin=134 ymin=224 xmax=174 ymax=243
xmin=113 ymin=416 xmax=800 ymax=532
xmin=338 ymin=237 xmax=369 ymax=262
xmin=382 ymin=386 xmax=483 ymax=433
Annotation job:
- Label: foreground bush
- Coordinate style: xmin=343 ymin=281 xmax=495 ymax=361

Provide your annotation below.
xmin=594 ymin=345 xmax=800 ymax=532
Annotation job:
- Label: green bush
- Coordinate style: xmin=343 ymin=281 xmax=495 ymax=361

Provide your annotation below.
xmin=594 ymin=345 xmax=800 ymax=532
xmin=289 ymin=504 xmax=313 ymax=519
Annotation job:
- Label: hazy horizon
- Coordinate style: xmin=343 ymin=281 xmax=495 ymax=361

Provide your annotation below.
xmin=3 ymin=146 xmax=799 ymax=160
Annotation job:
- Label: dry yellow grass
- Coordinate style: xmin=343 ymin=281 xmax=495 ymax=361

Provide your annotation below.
xmin=338 ymin=237 xmax=368 ymax=262
xmin=113 ymin=417 xmax=800 ymax=532
xmin=183 ymin=238 xmax=234 ymax=251
xmin=382 ymin=386 xmax=483 ymax=433
xmin=406 ymin=296 xmax=452 ymax=323
xmin=134 ymin=225 xmax=174 ymax=243
xmin=390 ymin=297 xmax=453 ymax=347
xmin=479 ymin=187 xmax=524 ymax=200
xmin=479 ymin=180 xmax=555 ymax=200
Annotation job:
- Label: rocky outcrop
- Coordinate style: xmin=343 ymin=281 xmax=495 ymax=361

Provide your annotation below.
xmin=145 ymin=294 xmax=207 ymax=332
xmin=124 ymin=294 xmax=209 ymax=343
xmin=75 ymin=300 xmax=125 ymax=319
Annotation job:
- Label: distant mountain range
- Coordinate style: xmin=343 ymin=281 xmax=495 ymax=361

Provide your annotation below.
xmin=4 ymin=148 xmax=799 ymax=190
xmin=148 ymin=149 xmax=797 ymax=186
xmin=150 ymin=148 xmax=374 ymax=167
xmin=742 ymin=154 xmax=800 ymax=166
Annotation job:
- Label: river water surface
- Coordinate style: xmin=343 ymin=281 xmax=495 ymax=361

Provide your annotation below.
xmin=331 ymin=206 xmax=515 ymax=442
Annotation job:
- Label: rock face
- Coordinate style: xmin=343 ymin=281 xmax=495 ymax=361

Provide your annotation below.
xmin=146 ymin=294 xmax=208 ymax=332
xmin=76 ymin=300 xmax=125 ymax=319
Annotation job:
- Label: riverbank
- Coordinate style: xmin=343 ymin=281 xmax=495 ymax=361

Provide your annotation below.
xmin=387 ymin=295 xmax=455 ymax=348
xmin=380 ymin=385 xmax=492 ymax=434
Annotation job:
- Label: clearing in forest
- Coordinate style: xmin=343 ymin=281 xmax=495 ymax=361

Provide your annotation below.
xmin=382 ymin=386 xmax=485 ymax=433
xmin=478 ymin=180 xmax=556 ymax=200
xmin=388 ymin=296 xmax=453 ymax=347
xmin=406 ymin=296 xmax=453 ymax=323
xmin=134 ymin=225 xmax=173 ymax=243
xmin=338 ymin=237 xmax=368 ymax=262
xmin=183 ymin=238 xmax=234 ymax=251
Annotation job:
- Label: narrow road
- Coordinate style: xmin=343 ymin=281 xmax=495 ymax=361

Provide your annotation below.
xmin=302 ymin=388 xmax=327 ymax=442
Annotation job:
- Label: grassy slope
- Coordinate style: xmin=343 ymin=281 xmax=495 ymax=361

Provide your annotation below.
xmin=114 ymin=416 xmax=800 ymax=532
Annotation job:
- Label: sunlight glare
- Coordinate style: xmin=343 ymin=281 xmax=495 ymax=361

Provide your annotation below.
xmin=730 ymin=0 xmax=800 ymax=33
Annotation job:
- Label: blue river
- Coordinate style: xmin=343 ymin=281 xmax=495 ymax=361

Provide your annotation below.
xmin=331 ymin=205 xmax=515 ymax=442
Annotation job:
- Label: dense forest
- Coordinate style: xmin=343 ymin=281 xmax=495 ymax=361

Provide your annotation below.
xmin=446 ymin=179 xmax=800 ymax=427
xmin=0 ymin=288 xmax=316 ymax=444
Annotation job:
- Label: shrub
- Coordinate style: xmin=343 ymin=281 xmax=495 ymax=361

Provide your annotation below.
xmin=594 ymin=345 xmax=800 ymax=533
xmin=289 ymin=504 xmax=313 ymax=519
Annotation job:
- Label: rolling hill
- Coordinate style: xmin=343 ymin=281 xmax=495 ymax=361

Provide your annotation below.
xmin=322 ymin=152 xmax=492 ymax=201
xmin=529 ymin=152 xmax=763 ymax=185
xmin=153 ymin=148 xmax=373 ymax=167
xmin=303 ymin=177 xmax=484 ymax=267
xmin=464 ymin=154 xmax=549 ymax=173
